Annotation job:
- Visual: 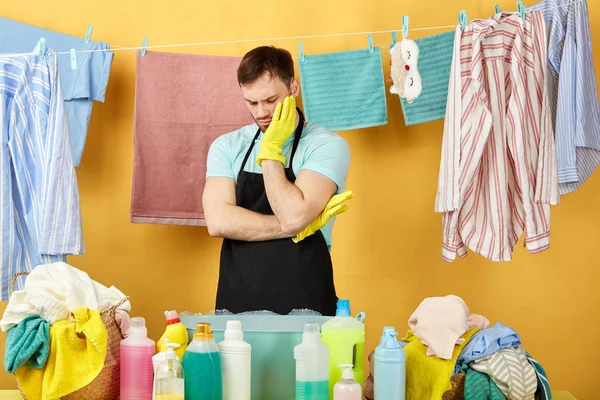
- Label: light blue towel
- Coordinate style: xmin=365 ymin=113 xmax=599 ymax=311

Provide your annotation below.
xmin=399 ymin=30 xmax=455 ymax=126
xmin=298 ymin=46 xmax=387 ymax=131
xmin=4 ymin=316 xmax=50 ymax=374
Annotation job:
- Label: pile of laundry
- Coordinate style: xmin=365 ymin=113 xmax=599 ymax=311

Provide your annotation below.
xmin=0 ymin=262 xmax=131 ymax=399
xmin=365 ymin=295 xmax=550 ymax=400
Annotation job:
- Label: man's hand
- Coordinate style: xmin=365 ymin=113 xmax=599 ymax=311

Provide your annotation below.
xmin=256 ymin=95 xmax=297 ymax=166
xmin=292 ymin=190 xmax=354 ymax=243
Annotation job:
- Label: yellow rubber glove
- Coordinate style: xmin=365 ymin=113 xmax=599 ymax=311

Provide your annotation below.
xmin=256 ymin=95 xmax=297 ymax=167
xmin=293 ymin=190 xmax=354 ymax=243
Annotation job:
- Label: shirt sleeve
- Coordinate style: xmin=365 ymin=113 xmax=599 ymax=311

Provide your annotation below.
xmin=206 ymin=135 xmax=235 ymax=180
xmin=300 ymin=134 xmax=350 ymax=193
xmin=66 ymin=43 xmax=113 ymax=103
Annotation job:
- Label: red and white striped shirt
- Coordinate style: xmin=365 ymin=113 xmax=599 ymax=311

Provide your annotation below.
xmin=435 ymin=11 xmax=559 ymax=262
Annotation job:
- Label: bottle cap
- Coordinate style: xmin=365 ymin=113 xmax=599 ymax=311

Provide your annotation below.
xmin=384 ymin=331 xmax=401 ymax=349
xmin=194 ymin=322 xmax=214 ymax=340
xmin=380 ymin=326 xmax=396 ymax=345
xmin=165 ymin=342 xmax=181 ymax=360
xmin=339 ymin=364 xmax=354 ymax=380
xmin=164 ymin=310 xmax=181 ymax=325
xmin=224 ymin=320 xmax=243 ymax=340
xmin=336 ymin=300 xmax=351 ymax=317
xmin=129 ymin=317 xmax=148 ymax=336
xmin=302 ymin=322 xmax=322 ymax=343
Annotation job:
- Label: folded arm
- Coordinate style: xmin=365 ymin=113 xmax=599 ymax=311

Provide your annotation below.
xmin=203 ymin=177 xmax=291 ymax=241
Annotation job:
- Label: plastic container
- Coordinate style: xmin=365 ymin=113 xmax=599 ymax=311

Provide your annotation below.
xmin=182 ymin=322 xmax=223 ymax=400
xmin=333 ymin=364 xmax=362 ymax=400
xmin=217 ymin=320 xmax=251 ymax=400
xmin=374 ymin=327 xmax=406 ymax=400
xmin=181 ymin=313 xmax=332 ymax=400
xmin=294 ymin=323 xmax=329 ymax=400
xmin=152 ymin=339 xmax=180 ymax=400
xmin=120 ymin=317 xmax=156 ymax=400
xmin=158 ymin=310 xmax=188 ymax=361
xmin=321 ymin=300 xmax=366 ymax=398
xmin=153 ymin=341 xmax=185 ymax=400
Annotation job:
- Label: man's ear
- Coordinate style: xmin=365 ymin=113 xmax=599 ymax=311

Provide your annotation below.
xmin=290 ymin=79 xmax=300 ymax=97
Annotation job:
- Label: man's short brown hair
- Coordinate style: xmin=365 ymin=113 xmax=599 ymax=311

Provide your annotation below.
xmin=237 ymin=46 xmax=295 ymax=86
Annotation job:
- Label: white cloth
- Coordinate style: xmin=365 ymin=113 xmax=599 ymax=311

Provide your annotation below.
xmin=0 ymin=262 xmax=130 ymax=331
xmin=408 ymin=294 xmax=469 ymax=360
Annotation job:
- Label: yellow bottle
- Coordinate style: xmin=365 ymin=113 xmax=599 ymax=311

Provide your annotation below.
xmin=157 ymin=310 xmax=188 ymax=361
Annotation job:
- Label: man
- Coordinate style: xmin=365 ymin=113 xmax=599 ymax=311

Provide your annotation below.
xmin=203 ymin=46 xmax=352 ymax=316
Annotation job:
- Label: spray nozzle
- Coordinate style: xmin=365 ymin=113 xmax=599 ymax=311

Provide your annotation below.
xmin=383 ymin=331 xmax=401 ymax=349
xmin=339 ymin=364 xmax=355 ymax=380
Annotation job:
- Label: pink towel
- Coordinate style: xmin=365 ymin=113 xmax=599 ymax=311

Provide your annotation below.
xmin=131 ymin=51 xmax=253 ymax=225
xmin=115 ymin=310 xmax=131 ymax=338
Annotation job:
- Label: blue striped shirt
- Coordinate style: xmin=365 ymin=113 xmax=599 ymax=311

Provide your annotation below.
xmin=0 ymin=44 xmax=84 ymax=299
xmin=531 ymin=0 xmax=600 ymax=194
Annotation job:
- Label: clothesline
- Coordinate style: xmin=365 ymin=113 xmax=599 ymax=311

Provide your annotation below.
xmin=5 ymin=0 xmax=587 ymax=57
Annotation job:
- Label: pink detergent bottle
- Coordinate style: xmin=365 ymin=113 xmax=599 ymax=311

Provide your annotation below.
xmin=121 ymin=317 xmax=156 ymax=400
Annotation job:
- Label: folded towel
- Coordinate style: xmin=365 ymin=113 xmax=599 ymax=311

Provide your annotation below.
xmin=470 ymin=347 xmax=537 ymax=400
xmin=398 ymin=31 xmax=455 ymax=125
xmin=455 ymin=322 xmax=522 ymax=373
xmin=467 ymin=314 xmax=490 ymax=330
xmin=131 ymin=50 xmax=253 ymax=226
xmin=402 ymin=328 xmax=479 ymax=400
xmin=115 ymin=309 xmax=131 ymax=338
xmin=464 ymin=366 xmax=506 ymax=400
xmin=16 ymin=307 xmax=108 ymax=399
xmin=0 ymin=262 xmax=130 ymax=331
xmin=408 ymin=295 xmax=469 ymax=359
xmin=4 ymin=316 xmax=49 ymax=374
xmin=524 ymin=351 xmax=552 ymax=400
xmin=298 ymin=45 xmax=387 ymax=131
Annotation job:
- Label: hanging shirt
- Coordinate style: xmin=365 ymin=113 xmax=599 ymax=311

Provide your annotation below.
xmin=0 ymin=44 xmax=84 ymax=300
xmin=435 ymin=12 xmax=559 ymax=262
xmin=0 ymin=17 xmax=113 ymax=167
xmin=530 ymin=0 xmax=600 ymax=194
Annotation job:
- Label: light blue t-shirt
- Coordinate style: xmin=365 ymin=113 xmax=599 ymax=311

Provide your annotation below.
xmin=0 ymin=17 xmax=113 ymax=166
xmin=206 ymin=121 xmax=350 ymax=251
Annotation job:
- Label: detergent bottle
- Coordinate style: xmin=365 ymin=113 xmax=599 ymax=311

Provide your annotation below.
xmin=120 ymin=317 xmax=155 ymax=400
xmin=153 ymin=341 xmax=185 ymax=400
xmin=157 ymin=310 xmax=188 ymax=361
xmin=374 ymin=328 xmax=406 ymax=400
xmin=294 ymin=322 xmax=329 ymax=400
xmin=321 ymin=300 xmax=365 ymax=399
xmin=217 ymin=320 xmax=251 ymax=400
xmin=182 ymin=322 xmax=223 ymax=400
xmin=333 ymin=364 xmax=362 ymax=400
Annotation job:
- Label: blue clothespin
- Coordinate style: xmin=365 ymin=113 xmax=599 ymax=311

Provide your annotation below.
xmin=298 ymin=42 xmax=305 ymax=62
xmin=141 ymin=38 xmax=148 ymax=56
xmin=368 ymin=34 xmax=374 ymax=54
xmin=38 ymin=37 xmax=46 ymax=60
xmin=459 ymin=9 xmax=468 ymax=31
xmin=517 ymin=0 xmax=526 ymax=20
xmin=390 ymin=31 xmax=397 ymax=48
xmin=85 ymin=25 xmax=93 ymax=44
xmin=402 ymin=15 xmax=409 ymax=38
xmin=495 ymin=5 xmax=502 ymax=13
xmin=70 ymin=49 xmax=77 ymax=70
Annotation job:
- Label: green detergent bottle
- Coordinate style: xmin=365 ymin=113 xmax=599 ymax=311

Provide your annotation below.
xmin=321 ymin=300 xmax=366 ymax=399
xmin=182 ymin=322 xmax=223 ymax=400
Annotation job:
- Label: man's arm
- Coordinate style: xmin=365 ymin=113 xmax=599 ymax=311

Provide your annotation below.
xmin=262 ymin=160 xmax=337 ymax=235
xmin=203 ymin=177 xmax=290 ymax=241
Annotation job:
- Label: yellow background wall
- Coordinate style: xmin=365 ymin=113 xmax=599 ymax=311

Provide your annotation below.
xmin=1 ymin=0 xmax=598 ymax=398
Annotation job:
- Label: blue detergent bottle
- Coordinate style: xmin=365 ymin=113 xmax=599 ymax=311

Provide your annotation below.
xmin=374 ymin=327 xmax=405 ymax=400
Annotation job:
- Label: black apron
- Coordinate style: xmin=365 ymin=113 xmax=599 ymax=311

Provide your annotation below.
xmin=216 ymin=109 xmax=338 ymax=316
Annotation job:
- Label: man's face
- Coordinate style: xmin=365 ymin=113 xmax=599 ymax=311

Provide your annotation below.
xmin=241 ymin=73 xmax=299 ymax=132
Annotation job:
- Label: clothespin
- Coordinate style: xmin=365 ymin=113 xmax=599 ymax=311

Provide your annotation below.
xmin=459 ymin=9 xmax=468 ymax=31
xmin=298 ymin=42 xmax=305 ymax=62
xmin=368 ymin=34 xmax=374 ymax=54
xmin=517 ymin=0 xmax=526 ymax=20
xmin=402 ymin=15 xmax=409 ymax=38
xmin=495 ymin=5 xmax=502 ymax=13
xmin=70 ymin=49 xmax=77 ymax=70
xmin=38 ymin=37 xmax=46 ymax=60
xmin=141 ymin=38 xmax=148 ymax=56
xmin=390 ymin=31 xmax=397 ymax=48
xmin=85 ymin=25 xmax=93 ymax=44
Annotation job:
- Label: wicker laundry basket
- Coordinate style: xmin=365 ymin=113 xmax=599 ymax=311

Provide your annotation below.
xmin=9 ymin=271 xmax=126 ymax=400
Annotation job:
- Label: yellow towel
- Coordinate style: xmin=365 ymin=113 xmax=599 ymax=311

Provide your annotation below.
xmin=16 ymin=308 xmax=108 ymax=400
xmin=402 ymin=328 xmax=479 ymax=400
